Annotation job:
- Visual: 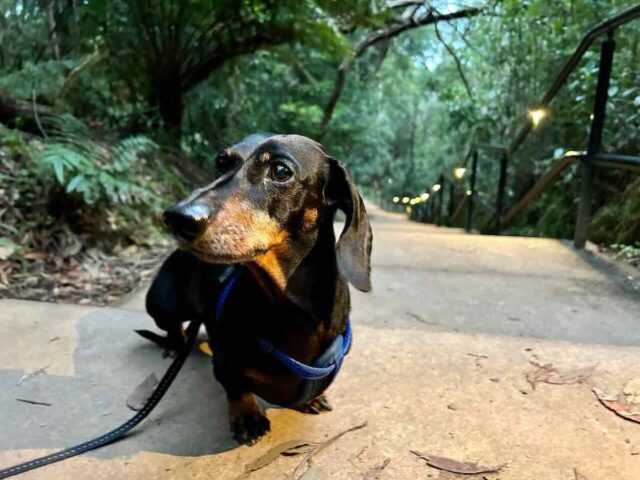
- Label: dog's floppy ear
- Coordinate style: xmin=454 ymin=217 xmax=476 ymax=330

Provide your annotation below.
xmin=324 ymin=157 xmax=372 ymax=292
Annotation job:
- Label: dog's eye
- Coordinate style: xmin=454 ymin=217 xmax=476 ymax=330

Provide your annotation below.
xmin=216 ymin=152 xmax=235 ymax=173
xmin=269 ymin=162 xmax=293 ymax=182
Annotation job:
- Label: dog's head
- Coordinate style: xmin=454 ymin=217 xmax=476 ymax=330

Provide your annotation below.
xmin=163 ymin=133 xmax=372 ymax=292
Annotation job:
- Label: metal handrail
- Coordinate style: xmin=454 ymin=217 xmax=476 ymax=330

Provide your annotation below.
xmin=461 ymin=5 xmax=640 ymax=240
xmin=392 ymin=5 xmax=640 ymax=243
xmin=507 ymin=4 xmax=640 ymax=156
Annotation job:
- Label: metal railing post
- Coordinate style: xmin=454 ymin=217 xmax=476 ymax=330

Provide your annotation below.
xmin=429 ymin=191 xmax=435 ymax=222
xmin=447 ymin=181 xmax=455 ymax=226
xmin=437 ymin=173 xmax=445 ymax=226
xmin=574 ymin=30 xmax=616 ymax=249
xmin=495 ymin=152 xmax=509 ymax=234
xmin=465 ymin=150 xmax=478 ymax=233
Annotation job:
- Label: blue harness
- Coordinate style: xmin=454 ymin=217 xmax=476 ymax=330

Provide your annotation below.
xmin=214 ymin=267 xmax=351 ymax=405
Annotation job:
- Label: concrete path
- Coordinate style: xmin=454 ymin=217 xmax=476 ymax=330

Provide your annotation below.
xmin=1 ymin=204 xmax=640 ymax=479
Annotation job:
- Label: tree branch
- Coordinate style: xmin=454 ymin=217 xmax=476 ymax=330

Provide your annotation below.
xmin=317 ymin=6 xmax=482 ymax=140
xmin=433 ymin=22 xmax=474 ymax=100
xmin=181 ymin=28 xmax=295 ymax=93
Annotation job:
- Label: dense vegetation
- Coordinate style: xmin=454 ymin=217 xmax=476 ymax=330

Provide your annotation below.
xmin=0 ymin=0 xmax=638 ymax=284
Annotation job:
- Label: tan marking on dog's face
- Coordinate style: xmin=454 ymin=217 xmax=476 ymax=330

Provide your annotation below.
xmin=252 ymin=242 xmax=289 ymax=291
xmin=259 ymin=152 xmax=271 ymax=162
xmin=302 ymin=208 xmax=318 ymax=229
xmin=189 ymin=197 xmax=285 ymax=263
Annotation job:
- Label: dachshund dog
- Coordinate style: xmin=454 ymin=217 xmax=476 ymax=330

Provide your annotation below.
xmin=143 ymin=133 xmax=372 ymax=445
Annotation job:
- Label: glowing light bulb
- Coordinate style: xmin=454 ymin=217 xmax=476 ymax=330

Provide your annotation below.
xmin=529 ymin=108 xmax=547 ymax=127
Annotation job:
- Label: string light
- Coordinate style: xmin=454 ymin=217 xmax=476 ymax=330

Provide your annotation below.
xmin=453 ymin=167 xmax=466 ymax=179
xmin=432 ymin=184 xmax=441 ymax=193
xmin=392 ymin=196 xmax=400 ymax=203
xmin=529 ymin=108 xmax=547 ymax=127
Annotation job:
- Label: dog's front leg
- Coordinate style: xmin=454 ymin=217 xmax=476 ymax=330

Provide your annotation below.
xmin=227 ymin=392 xmax=270 ymax=445
xmin=213 ymin=363 xmax=270 ymax=445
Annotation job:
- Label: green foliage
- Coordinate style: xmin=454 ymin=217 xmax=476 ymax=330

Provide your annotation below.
xmin=591 ymin=176 xmax=640 ymax=244
xmin=0 ymin=0 xmax=638 ymax=252
xmin=37 ymin=115 xmax=158 ymax=205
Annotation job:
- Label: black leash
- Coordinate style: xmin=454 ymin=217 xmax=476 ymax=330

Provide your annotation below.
xmin=0 ymin=319 xmax=202 ymax=479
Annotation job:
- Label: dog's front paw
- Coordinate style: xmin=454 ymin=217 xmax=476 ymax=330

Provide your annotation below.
xmin=135 ymin=327 xmax=186 ymax=356
xmin=231 ymin=411 xmax=270 ymax=445
xmin=293 ymin=394 xmax=333 ymax=414
xmin=229 ymin=395 xmax=270 ymax=445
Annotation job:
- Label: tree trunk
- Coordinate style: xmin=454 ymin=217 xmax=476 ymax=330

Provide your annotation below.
xmin=0 ymin=94 xmax=52 ymax=136
xmin=45 ymin=0 xmax=61 ymax=60
xmin=152 ymin=73 xmax=183 ymax=148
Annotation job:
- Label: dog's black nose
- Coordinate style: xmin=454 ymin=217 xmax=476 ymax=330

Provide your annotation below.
xmin=163 ymin=203 xmax=210 ymax=243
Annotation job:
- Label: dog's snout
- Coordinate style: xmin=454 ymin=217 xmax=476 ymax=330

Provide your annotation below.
xmin=163 ymin=203 xmax=210 ymax=243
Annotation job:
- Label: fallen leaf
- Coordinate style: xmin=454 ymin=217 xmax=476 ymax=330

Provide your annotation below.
xmin=22 ymin=251 xmax=47 ymax=261
xmin=526 ymin=362 xmax=556 ymax=389
xmin=16 ymin=363 xmax=51 ymax=386
xmin=466 ymin=353 xmax=488 ymax=359
xmin=235 ymin=440 xmax=317 ymax=480
xmin=364 ymin=458 xmax=391 ymax=480
xmin=126 ymin=373 xmax=158 ymax=411
xmin=291 ymin=421 xmax=367 ymax=479
xmin=410 ymin=450 xmax=505 ymax=475
xmin=0 ymin=238 xmax=18 ymax=260
xmin=594 ymin=388 xmax=640 ymax=424
xmin=526 ymin=362 xmax=596 ymax=389
xmin=546 ymin=365 xmax=597 ymax=385
xmin=16 ymin=398 xmax=52 ymax=407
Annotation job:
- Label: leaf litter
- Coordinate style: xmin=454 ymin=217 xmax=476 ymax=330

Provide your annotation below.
xmin=236 ymin=421 xmax=367 ymax=480
xmin=525 ymin=361 xmax=597 ymax=389
xmin=363 ymin=458 xmax=391 ymax=480
xmin=126 ymin=373 xmax=159 ymax=411
xmin=411 ymin=450 xmax=505 ymax=475
xmin=594 ymin=378 xmax=640 ymax=424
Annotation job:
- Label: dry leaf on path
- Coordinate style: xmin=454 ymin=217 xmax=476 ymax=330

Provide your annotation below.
xmin=411 ymin=450 xmax=505 ymax=475
xmin=126 ymin=373 xmax=158 ymax=411
xmin=526 ymin=362 xmax=556 ymax=389
xmin=526 ymin=362 xmax=596 ymax=389
xmin=235 ymin=422 xmax=367 ymax=480
xmin=594 ymin=388 xmax=640 ymax=424
xmin=364 ymin=458 xmax=391 ymax=480
xmin=236 ymin=439 xmax=317 ymax=479
xmin=16 ymin=398 xmax=52 ymax=407
xmin=291 ymin=421 xmax=368 ymax=479
xmin=16 ymin=363 xmax=51 ymax=386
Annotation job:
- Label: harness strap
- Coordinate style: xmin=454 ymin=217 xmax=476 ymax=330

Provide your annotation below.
xmin=215 ymin=267 xmax=351 ymax=382
xmin=0 ymin=318 xmax=202 ymax=480
xmin=257 ymin=322 xmax=351 ymax=380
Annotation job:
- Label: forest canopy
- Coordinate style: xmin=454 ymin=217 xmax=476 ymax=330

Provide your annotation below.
xmin=0 ymin=0 xmax=639 ymax=263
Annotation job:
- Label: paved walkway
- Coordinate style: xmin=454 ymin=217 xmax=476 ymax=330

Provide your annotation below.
xmin=1 ymin=204 xmax=640 ymax=479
